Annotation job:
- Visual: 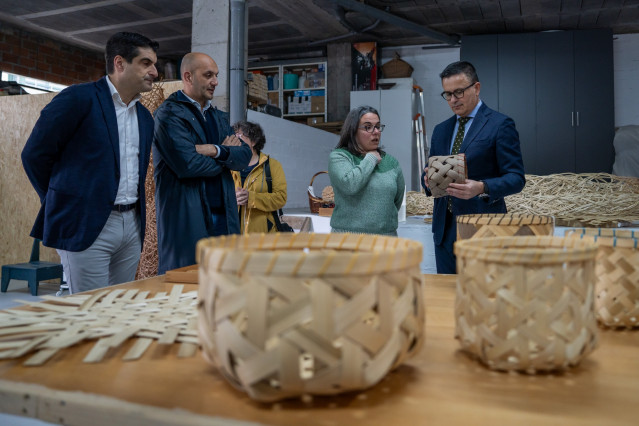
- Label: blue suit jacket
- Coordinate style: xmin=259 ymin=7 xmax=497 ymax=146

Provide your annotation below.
xmin=21 ymin=76 xmax=154 ymax=252
xmin=422 ymin=103 xmax=525 ymax=245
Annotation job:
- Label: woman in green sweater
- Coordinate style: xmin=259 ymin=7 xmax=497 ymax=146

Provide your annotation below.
xmin=328 ymin=105 xmax=405 ymax=236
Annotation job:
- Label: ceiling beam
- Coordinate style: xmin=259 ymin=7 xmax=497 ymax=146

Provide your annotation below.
xmin=331 ymin=0 xmax=460 ymax=45
xmin=18 ymin=0 xmax=137 ymax=19
xmin=66 ymin=12 xmax=192 ymax=36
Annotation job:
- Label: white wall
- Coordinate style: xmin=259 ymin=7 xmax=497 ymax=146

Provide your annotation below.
xmin=247 ymin=110 xmax=338 ymax=209
xmin=614 ymin=34 xmax=639 ymax=127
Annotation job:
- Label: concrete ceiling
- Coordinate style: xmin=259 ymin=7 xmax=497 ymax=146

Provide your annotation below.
xmin=1 ymin=0 xmax=638 ymax=62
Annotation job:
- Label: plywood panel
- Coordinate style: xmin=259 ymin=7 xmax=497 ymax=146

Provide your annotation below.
xmin=0 ymin=81 xmax=183 ymax=270
xmin=0 ymin=91 xmax=59 ymax=267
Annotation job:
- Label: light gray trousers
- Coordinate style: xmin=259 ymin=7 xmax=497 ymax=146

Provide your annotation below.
xmin=57 ymin=209 xmax=141 ymax=294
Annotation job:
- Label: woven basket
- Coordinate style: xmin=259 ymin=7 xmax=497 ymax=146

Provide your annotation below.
xmin=454 ymin=236 xmax=598 ymax=373
xmin=457 ymin=213 xmax=555 ymax=240
xmin=427 ymin=154 xmax=466 ymax=198
xmin=197 ymin=233 xmax=425 ymax=402
xmin=565 ymin=228 xmax=639 ymax=328
xmin=381 ymin=52 xmax=414 ymax=78
xmin=308 ymin=171 xmax=328 ymax=213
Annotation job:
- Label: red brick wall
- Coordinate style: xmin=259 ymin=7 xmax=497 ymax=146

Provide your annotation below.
xmin=0 ymin=23 xmax=105 ymax=86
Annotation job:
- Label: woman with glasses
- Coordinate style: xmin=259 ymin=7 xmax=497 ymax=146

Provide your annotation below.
xmin=231 ymin=121 xmax=288 ymax=234
xmin=328 ymin=105 xmax=405 ymax=236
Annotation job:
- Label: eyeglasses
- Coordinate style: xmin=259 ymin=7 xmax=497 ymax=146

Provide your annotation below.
xmin=358 ymin=123 xmax=385 ymax=133
xmin=440 ymin=82 xmax=476 ymax=101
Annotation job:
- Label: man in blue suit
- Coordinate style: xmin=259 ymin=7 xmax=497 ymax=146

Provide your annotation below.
xmin=422 ymin=61 xmax=525 ymax=274
xmin=21 ymin=32 xmax=159 ymax=293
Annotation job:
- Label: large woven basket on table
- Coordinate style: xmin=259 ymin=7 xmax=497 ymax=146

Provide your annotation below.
xmin=454 ymin=236 xmax=598 ymax=373
xmin=196 ymin=233 xmax=425 ymax=402
xmin=565 ymin=228 xmax=639 ymax=328
xmin=308 ymin=171 xmax=328 ymax=213
xmin=457 ymin=213 xmax=555 ymax=240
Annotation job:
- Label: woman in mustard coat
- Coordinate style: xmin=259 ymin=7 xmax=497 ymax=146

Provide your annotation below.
xmin=232 ymin=121 xmax=288 ymax=234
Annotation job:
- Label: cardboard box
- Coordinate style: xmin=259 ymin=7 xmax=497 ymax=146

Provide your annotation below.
xmin=304 ymin=78 xmax=325 ymax=88
xmin=307 ymin=116 xmax=325 ymax=125
xmin=268 ymin=92 xmax=279 ymax=107
xmin=311 ymin=96 xmax=325 ymax=113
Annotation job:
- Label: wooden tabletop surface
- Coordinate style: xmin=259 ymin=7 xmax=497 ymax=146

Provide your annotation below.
xmin=0 ymin=274 xmax=637 ymax=425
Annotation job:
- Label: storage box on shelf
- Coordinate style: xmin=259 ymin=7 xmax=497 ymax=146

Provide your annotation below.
xmin=249 ymin=61 xmax=327 ymax=125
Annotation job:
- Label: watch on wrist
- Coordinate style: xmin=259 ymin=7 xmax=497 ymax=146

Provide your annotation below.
xmin=479 ymin=180 xmax=490 ymax=199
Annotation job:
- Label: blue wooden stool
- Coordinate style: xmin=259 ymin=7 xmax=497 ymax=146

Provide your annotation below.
xmin=1 ymin=239 xmax=64 ymax=296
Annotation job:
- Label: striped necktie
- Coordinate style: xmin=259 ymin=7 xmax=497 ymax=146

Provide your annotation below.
xmin=448 ymin=116 xmax=471 ymax=212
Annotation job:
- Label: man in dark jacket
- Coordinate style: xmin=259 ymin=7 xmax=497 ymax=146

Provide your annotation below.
xmin=21 ymin=32 xmax=159 ymax=293
xmin=153 ymin=52 xmax=251 ymax=274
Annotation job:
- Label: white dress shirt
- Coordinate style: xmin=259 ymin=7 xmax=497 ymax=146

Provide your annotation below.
xmin=107 ymin=76 xmax=141 ymax=205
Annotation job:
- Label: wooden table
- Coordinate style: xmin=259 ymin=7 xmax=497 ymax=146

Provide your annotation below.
xmin=0 ymin=274 xmax=637 ymax=425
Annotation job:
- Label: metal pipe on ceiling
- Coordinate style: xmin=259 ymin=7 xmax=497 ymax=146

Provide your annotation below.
xmin=230 ymin=0 xmax=247 ymax=124
xmin=331 ymin=0 xmax=460 ymax=46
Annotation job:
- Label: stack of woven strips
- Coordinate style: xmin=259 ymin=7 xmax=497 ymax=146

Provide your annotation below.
xmin=0 ymin=285 xmax=198 ymax=366
xmin=136 ymin=83 xmax=166 ymax=279
xmin=566 ymin=228 xmax=639 ymax=328
xmin=197 ymin=232 xmax=425 ymax=402
xmin=406 ymin=173 xmax=639 ymax=227
xmin=427 ymin=153 xmax=466 ymax=198
xmin=454 ymin=236 xmax=599 ymax=373
xmin=506 ymin=173 xmax=639 ymax=227
xmin=247 ymin=73 xmax=268 ymax=104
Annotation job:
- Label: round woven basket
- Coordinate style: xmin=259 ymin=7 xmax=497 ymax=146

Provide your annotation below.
xmin=196 ymin=233 xmax=425 ymax=402
xmin=454 ymin=236 xmax=598 ymax=373
xmin=565 ymin=228 xmax=639 ymax=328
xmin=457 ymin=213 xmax=555 ymax=240
xmin=308 ymin=171 xmax=328 ymax=213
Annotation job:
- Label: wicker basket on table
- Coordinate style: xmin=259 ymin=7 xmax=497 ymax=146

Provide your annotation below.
xmin=565 ymin=228 xmax=639 ymax=328
xmin=308 ymin=171 xmax=328 ymax=213
xmin=457 ymin=213 xmax=555 ymax=240
xmin=196 ymin=233 xmax=425 ymax=402
xmin=454 ymin=236 xmax=598 ymax=373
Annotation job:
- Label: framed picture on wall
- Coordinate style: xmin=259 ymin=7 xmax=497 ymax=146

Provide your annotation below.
xmin=351 ymin=42 xmax=377 ymax=91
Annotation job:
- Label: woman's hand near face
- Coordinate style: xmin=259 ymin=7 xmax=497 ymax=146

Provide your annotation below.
xmin=368 ymin=150 xmax=382 ymax=163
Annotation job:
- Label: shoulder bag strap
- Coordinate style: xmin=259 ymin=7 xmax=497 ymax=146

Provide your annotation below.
xmin=264 ymin=157 xmax=286 ymax=228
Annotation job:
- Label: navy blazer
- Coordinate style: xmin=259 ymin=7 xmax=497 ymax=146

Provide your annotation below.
xmin=422 ymin=103 xmax=525 ymax=245
xmin=21 ymin=76 xmax=154 ymax=252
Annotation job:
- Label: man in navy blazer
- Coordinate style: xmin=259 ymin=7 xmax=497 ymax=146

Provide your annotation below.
xmin=21 ymin=32 xmax=159 ymax=293
xmin=422 ymin=61 xmax=525 ymax=274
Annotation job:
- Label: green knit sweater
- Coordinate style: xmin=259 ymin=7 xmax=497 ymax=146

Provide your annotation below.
xmin=328 ymin=148 xmax=405 ymax=234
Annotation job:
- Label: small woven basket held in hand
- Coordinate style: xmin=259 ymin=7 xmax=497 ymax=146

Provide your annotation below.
xmin=455 ymin=236 xmax=598 ymax=373
xmin=427 ymin=154 xmax=466 ymax=198
xmin=457 ymin=213 xmax=555 ymax=240
xmin=196 ymin=233 xmax=425 ymax=402
xmin=565 ymin=228 xmax=639 ymax=328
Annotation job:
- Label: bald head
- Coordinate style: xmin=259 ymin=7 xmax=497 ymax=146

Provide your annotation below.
xmin=181 ymin=52 xmax=219 ymax=107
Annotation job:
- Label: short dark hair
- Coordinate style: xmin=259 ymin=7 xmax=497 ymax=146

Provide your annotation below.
xmin=105 ymin=32 xmax=159 ymax=75
xmin=440 ymin=61 xmax=479 ymax=84
xmin=233 ymin=121 xmax=266 ymax=153
xmin=336 ymin=105 xmax=385 ymax=156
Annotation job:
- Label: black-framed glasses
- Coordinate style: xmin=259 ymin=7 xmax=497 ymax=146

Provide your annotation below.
xmin=358 ymin=123 xmax=385 ymax=133
xmin=440 ymin=82 xmax=476 ymax=101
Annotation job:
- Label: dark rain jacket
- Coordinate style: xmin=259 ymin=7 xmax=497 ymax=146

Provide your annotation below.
xmin=153 ymin=91 xmax=251 ymax=274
